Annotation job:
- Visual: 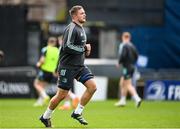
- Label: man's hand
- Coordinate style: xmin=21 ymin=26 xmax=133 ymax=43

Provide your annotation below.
xmin=36 ymin=56 xmax=45 ymax=68
xmin=36 ymin=62 xmax=41 ymax=68
xmin=85 ymin=44 xmax=91 ymax=56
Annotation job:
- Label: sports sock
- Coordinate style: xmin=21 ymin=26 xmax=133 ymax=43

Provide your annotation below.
xmin=43 ymin=108 xmax=53 ymax=119
xmin=40 ymin=90 xmax=48 ymax=99
xmin=133 ymin=94 xmax=141 ymax=102
xmin=36 ymin=96 xmax=43 ymax=103
xmin=120 ymin=96 xmax=126 ymax=102
xmin=74 ymin=104 xmax=84 ymax=115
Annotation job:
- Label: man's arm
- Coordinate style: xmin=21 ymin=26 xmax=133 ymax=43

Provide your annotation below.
xmin=36 ymin=56 xmax=45 ymax=68
xmin=118 ymin=44 xmax=126 ymax=64
xmin=36 ymin=47 xmax=46 ymax=68
xmin=85 ymin=44 xmax=91 ymax=56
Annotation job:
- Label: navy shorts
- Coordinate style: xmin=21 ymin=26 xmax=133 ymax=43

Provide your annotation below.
xmin=57 ymin=66 xmax=94 ymax=90
xmin=36 ymin=69 xmax=55 ymax=83
xmin=122 ymin=64 xmax=135 ymax=80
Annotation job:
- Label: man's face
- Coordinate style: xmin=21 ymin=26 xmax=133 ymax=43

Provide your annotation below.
xmin=122 ymin=35 xmax=131 ymax=43
xmin=75 ymin=8 xmax=86 ymax=23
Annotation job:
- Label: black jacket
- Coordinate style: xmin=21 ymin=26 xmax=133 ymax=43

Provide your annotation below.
xmin=59 ymin=22 xmax=87 ymax=67
xmin=118 ymin=42 xmax=138 ymax=65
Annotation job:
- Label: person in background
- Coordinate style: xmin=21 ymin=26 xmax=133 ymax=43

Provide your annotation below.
xmin=58 ymin=90 xmax=80 ymax=110
xmin=0 ymin=50 xmax=4 ymax=66
xmin=33 ymin=36 xmax=59 ymax=107
xmin=115 ymin=32 xmax=142 ymax=108
xmin=39 ymin=5 xmax=97 ymax=127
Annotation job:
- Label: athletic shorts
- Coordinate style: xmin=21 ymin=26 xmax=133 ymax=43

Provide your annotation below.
xmin=36 ymin=69 xmax=54 ymax=83
xmin=122 ymin=64 xmax=135 ymax=80
xmin=57 ymin=65 xmax=94 ymax=90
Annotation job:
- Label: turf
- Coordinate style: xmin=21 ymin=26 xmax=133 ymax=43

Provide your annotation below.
xmin=0 ymin=99 xmax=180 ymax=128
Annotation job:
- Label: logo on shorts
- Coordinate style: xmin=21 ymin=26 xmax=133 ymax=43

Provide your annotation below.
xmin=62 ymin=78 xmax=67 ymax=83
xmin=60 ymin=69 xmax=66 ymax=76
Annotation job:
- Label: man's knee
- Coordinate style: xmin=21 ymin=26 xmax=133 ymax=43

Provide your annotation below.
xmin=84 ymin=79 xmax=97 ymax=94
xmin=56 ymin=88 xmax=69 ymax=99
xmin=88 ymin=83 xmax=97 ymax=94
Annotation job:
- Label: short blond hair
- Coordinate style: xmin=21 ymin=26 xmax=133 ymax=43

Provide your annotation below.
xmin=122 ymin=32 xmax=131 ymax=39
xmin=69 ymin=5 xmax=83 ymax=17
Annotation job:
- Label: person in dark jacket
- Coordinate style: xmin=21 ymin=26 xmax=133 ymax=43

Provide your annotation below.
xmin=115 ymin=32 xmax=142 ymax=108
xmin=40 ymin=5 xmax=97 ymax=127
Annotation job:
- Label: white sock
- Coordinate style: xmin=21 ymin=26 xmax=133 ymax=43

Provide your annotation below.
xmin=133 ymin=94 xmax=141 ymax=102
xmin=40 ymin=90 xmax=48 ymax=99
xmin=43 ymin=108 xmax=53 ymax=119
xmin=74 ymin=104 xmax=84 ymax=115
xmin=36 ymin=96 xmax=43 ymax=103
xmin=120 ymin=96 xmax=126 ymax=102
xmin=69 ymin=92 xmax=76 ymax=99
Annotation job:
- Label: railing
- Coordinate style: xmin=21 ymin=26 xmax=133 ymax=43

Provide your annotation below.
xmin=0 ymin=66 xmax=36 ymax=77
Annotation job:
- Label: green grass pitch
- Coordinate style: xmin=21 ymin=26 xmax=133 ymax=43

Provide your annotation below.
xmin=0 ymin=99 xmax=180 ymax=128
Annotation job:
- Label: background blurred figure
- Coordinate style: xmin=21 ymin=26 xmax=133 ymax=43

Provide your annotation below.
xmin=59 ymin=90 xmax=79 ymax=110
xmin=0 ymin=50 xmax=4 ymax=66
xmin=115 ymin=32 xmax=142 ymax=108
xmin=33 ymin=36 xmax=59 ymax=107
